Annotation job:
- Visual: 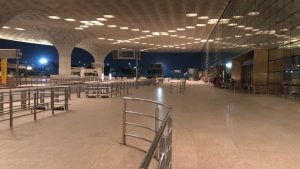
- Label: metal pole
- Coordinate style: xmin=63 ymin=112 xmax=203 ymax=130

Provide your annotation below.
xmin=65 ymin=87 xmax=69 ymax=111
xmin=51 ymin=88 xmax=54 ymax=115
xmin=135 ymin=51 xmax=139 ymax=89
xmin=0 ymin=93 xmax=3 ymax=115
xmin=9 ymin=90 xmax=13 ymax=127
xmin=33 ymin=92 xmax=37 ymax=121
xmin=122 ymin=99 xmax=127 ymax=145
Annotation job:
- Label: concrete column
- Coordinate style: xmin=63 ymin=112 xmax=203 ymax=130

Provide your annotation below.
xmin=55 ymin=44 xmax=74 ymax=75
xmin=92 ymin=62 xmax=104 ymax=75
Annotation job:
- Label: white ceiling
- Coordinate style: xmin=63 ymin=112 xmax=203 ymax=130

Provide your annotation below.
xmin=0 ymin=0 xmax=230 ymax=54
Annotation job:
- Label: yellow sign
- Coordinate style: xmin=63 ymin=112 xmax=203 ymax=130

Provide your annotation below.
xmin=1 ymin=58 xmax=7 ymax=85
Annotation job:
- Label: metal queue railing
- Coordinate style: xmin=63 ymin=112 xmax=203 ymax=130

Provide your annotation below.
xmin=122 ymin=97 xmax=173 ymax=169
xmin=76 ymin=79 xmax=154 ymax=98
xmin=0 ymin=86 xmax=69 ymax=127
xmin=17 ymin=76 xmax=100 ymax=86
xmin=169 ymin=79 xmax=186 ymax=94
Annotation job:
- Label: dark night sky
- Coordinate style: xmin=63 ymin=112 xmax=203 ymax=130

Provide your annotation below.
xmin=0 ymin=39 xmax=234 ymax=76
xmin=104 ymin=52 xmax=205 ymax=76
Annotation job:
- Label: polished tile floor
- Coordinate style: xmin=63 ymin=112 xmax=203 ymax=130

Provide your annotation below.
xmin=0 ymin=82 xmax=299 ymax=169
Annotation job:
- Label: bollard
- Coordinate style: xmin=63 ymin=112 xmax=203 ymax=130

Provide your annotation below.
xmin=9 ymin=90 xmax=13 ymax=127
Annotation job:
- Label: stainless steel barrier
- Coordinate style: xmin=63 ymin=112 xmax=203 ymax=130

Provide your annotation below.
xmin=123 ymin=97 xmax=173 ymax=169
xmin=169 ymin=79 xmax=186 ymax=94
xmin=78 ymin=79 xmax=154 ymax=98
xmin=0 ymin=86 xmax=69 ymax=127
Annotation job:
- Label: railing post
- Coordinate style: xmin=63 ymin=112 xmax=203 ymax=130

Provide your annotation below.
xmin=0 ymin=93 xmax=3 ymax=115
xmin=51 ymin=88 xmax=54 ymax=115
xmin=21 ymin=91 xmax=27 ymax=109
xmin=33 ymin=92 xmax=37 ymax=121
xmin=77 ymin=85 xmax=81 ymax=98
xmin=68 ymin=86 xmax=71 ymax=99
xmin=9 ymin=90 xmax=13 ymax=127
xmin=122 ymin=98 xmax=127 ymax=145
xmin=64 ymin=87 xmax=69 ymax=111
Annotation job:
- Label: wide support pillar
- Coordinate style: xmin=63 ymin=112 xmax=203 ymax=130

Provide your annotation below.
xmin=55 ymin=44 xmax=74 ymax=75
xmin=92 ymin=62 xmax=104 ymax=75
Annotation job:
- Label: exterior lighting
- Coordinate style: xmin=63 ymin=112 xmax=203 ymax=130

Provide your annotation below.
xmin=39 ymin=58 xmax=48 ymax=65
xmin=226 ymin=62 xmax=232 ymax=68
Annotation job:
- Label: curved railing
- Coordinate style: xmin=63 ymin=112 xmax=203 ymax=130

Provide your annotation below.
xmin=123 ymin=97 xmax=173 ymax=169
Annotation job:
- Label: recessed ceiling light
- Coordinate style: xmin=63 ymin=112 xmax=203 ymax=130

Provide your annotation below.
xmin=198 ymin=16 xmax=209 ymax=19
xmin=146 ymin=35 xmax=153 ymax=37
xmin=131 ymin=28 xmax=140 ymax=31
xmin=186 ymin=26 xmax=195 ymax=29
xmin=65 ymin=18 xmax=76 ymax=22
xmin=152 ymin=32 xmax=160 ymax=36
xmin=15 ymin=28 xmax=25 ymax=31
xmin=233 ymin=15 xmax=243 ymax=19
xmin=170 ymin=34 xmax=178 ymax=37
xmin=48 ymin=16 xmax=60 ymax=19
xmin=97 ymin=18 xmax=107 ymax=21
xmin=208 ymin=39 xmax=214 ymax=42
xmin=98 ymin=37 xmax=105 ymax=40
xmin=196 ymin=24 xmax=206 ymax=27
xmin=244 ymin=27 xmax=253 ymax=30
xmin=179 ymin=36 xmax=186 ymax=38
xmin=248 ymin=12 xmax=260 ymax=16
xmin=194 ymin=38 xmax=201 ymax=40
xmin=120 ymin=27 xmax=128 ymax=30
xmin=107 ymin=38 xmax=114 ymax=41
xmin=193 ymin=41 xmax=200 ymax=44
xmin=280 ymin=28 xmax=288 ymax=32
xmin=75 ymin=27 xmax=84 ymax=30
xmin=176 ymin=28 xmax=185 ymax=31
xmin=219 ymin=19 xmax=230 ymax=24
xmin=2 ymin=26 xmax=10 ymax=29
xmin=245 ymin=33 xmax=252 ymax=36
xmin=90 ymin=21 xmax=104 ymax=25
xmin=228 ymin=23 xmax=237 ymax=26
xmin=104 ymin=15 xmax=115 ymax=18
xmin=237 ymin=25 xmax=245 ymax=28
xmin=142 ymin=30 xmax=150 ymax=33
xmin=235 ymin=35 xmax=242 ymax=38
xmin=160 ymin=32 xmax=169 ymax=35
xmin=108 ymin=25 xmax=117 ymax=28
xmin=186 ymin=13 xmax=198 ymax=17
xmin=140 ymin=36 xmax=147 ymax=39
xmin=252 ymin=29 xmax=260 ymax=32
xmin=168 ymin=30 xmax=176 ymax=33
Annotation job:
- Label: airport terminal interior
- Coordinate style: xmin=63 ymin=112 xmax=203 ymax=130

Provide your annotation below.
xmin=0 ymin=0 xmax=300 ymax=168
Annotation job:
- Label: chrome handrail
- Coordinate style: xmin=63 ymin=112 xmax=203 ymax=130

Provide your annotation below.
xmin=123 ymin=97 xmax=173 ymax=169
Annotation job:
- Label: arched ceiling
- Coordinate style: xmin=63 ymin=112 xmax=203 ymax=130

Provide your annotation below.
xmin=0 ymin=0 xmax=230 ymax=53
